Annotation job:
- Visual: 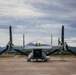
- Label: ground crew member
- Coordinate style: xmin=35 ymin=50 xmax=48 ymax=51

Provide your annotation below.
xmin=58 ymin=38 xmax=61 ymax=45
xmin=65 ymin=42 xmax=68 ymax=50
xmin=39 ymin=43 xmax=41 ymax=46
xmin=35 ymin=43 xmax=38 ymax=46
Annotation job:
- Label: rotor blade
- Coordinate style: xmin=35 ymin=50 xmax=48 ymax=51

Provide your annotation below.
xmin=14 ymin=49 xmax=28 ymax=56
xmin=9 ymin=26 xmax=13 ymax=45
xmin=61 ymin=25 xmax=64 ymax=45
xmin=9 ymin=26 xmax=13 ymax=51
xmin=0 ymin=46 xmax=9 ymax=54
xmin=64 ymin=45 xmax=76 ymax=56
xmin=46 ymin=49 xmax=60 ymax=56
xmin=67 ymin=49 xmax=76 ymax=56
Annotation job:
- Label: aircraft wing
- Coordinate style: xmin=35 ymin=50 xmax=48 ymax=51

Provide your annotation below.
xmin=12 ymin=46 xmax=52 ymax=50
xmin=24 ymin=46 xmax=52 ymax=49
xmin=12 ymin=46 xmax=24 ymax=50
xmin=12 ymin=45 xmax=62 ymax=50
xmin=12 ymin=46 xmax=53 ymax=56
xmin=52 ymin=45 xmax=62 ymax=50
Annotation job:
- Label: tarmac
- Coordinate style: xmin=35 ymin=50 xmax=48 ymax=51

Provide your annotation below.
xmin=0 ymin=56 xmax=76 ymax=75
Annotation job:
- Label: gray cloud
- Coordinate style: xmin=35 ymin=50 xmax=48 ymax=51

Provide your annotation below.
xmin=0 ymin=0 xmax=76 ymax=46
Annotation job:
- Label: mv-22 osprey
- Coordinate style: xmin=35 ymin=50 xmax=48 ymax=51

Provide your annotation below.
xmin=0 ymin=26 xmax=76 ymax=61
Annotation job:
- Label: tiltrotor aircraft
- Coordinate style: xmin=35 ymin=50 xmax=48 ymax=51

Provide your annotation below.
xmin=0 ymin=26 xmax=76 ymax=61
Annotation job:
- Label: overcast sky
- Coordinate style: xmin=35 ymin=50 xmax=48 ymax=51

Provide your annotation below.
xmin=0 ymin=0 xmax=76 ymax=47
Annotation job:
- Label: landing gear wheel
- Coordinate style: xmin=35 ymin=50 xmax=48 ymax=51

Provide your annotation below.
xmin=44 ymin=59 xmax=47 ymax=62
xmin=27 ymin=59 xmax=31 ymax=62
